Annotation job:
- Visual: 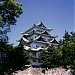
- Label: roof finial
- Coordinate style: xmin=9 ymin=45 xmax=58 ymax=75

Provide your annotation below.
xmin=40 ymin=20 xmax=42 ymax=24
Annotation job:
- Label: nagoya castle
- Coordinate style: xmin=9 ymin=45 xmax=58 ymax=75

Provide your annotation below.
xmin=19 ymin=21 xmax=58 ymax=67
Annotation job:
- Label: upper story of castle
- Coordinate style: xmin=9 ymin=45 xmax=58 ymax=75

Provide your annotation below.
xmin=21 ymin=21 xmax=53 ymax=35
xmin=19 ymin=21 xmax=58 ymax=50
xmin=21 ymin=21 xmax=58 ymax=42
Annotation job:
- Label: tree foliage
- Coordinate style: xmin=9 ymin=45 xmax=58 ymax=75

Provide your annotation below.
xmin=58 ymin=31 xmax=75 ymax=69
xmin=0 ymin=41 xmax=13 ymax=74
xmin=39 ymin=45 xmax=57 ymax=68
xmin=0 ymin=0 xmax=23 ymax=26
xmin=0 ymin=0 xmax=23 ymax=42
xmin=11 ymin=45 xmax=29 ymax=70
xmin=0 ymin=0 xmax=30 ymax=74
xmin=39 ymin=31 xmax=75 ymax=70
xmin=0 ymin=41 xmax=29 ymax=74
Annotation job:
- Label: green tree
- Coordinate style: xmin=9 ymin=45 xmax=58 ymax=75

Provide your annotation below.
xmin=0 ymin=0 xmax=23 ymax=74
xmin=0 ymin=0 xmax=23 ymax=42
xmin=10 ymin=45 xmax=30 ymax=71
xmin=0 ymin=0 xmax=23 ymax=26
xmin=39 ymin=45 xmax=57 ymax=68
xmin=58 ymin=31 xmax=75 ymax=69
xmin=0 ymin=41 xmax=13 ymax=75
xmin=63 ymin=31 xmax=71 ymax=41
xmin=0 ymin=42 xmax=30 ymax=74
xmin=39 ymin=31 xmax=75 ymax=70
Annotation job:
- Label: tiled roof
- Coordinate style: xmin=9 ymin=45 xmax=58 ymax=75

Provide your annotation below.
xmin=50 ymin=39 xmax=58 ymax=44
xmin=37 ymin=21 xmax=46 ymax=28
xmin=34 ymin=36 xmax=46 ymax=42
xmin=41 ymin=31 xmax=50 ymax=35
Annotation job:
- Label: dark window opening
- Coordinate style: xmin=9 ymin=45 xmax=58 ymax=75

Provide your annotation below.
xmin=48 ymin=39 xmax=50 ymax=41
xmin=33 ymin=52 xmax=36 ymax=56
xmin=36 ymin=45 xmax=39 ymax=48
xmin=41 ymin=46 xmax=44 ymax=48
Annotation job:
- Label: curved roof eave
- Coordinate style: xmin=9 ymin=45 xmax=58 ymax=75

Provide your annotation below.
xmin=22 ymin=37 xmax=30 ymax=43
xmin=21 ymin=24 xmax=36 ymax=34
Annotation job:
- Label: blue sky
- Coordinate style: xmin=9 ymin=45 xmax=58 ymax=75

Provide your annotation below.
xmin=8 ymin=0 xmax=74 ymax=46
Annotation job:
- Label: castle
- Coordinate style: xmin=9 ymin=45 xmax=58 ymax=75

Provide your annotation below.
xmin=19 ymin=21 xmax=58 ymax=66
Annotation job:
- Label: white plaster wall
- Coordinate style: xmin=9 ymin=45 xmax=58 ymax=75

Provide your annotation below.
xmin=30 ymin=60 xmax=42 ymax=66
xmin=34 ymin=28 xmax=44 ymax=32
xmin=26 ymin=27 xmax=50 ymax=34
xmin=27 ymin=34 xmax=38 ymax=40
xmin=30 ymin=42 xmax=47 ymax=48
xmin=27 ymin=37 xmax=31 ymax=40
xmin=26 ymin=27 xmax=51 ymax=41
xmin=42 ymin=36 xmax=52 ymax=42
xmin=29 ymin=52 xmax=40 ymax=58
xmin=26 ymin=28 xmax=43 ymax=34
xmin=36 ymin=52 xmax=40 ymax=58
xmin=35 ymin=28 xmax=50 ymax=33
xmin=27 ymin=34 xmax=53 ymax=42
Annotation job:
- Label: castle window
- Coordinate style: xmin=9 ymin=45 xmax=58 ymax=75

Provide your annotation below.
xmin=41 ymin=46 xmax=44 ymax=48
xmin=36 ymin=30 xmax=42 ymax=32
xmin=33 ymin=52 xmax=36 ymax=56
xmin=36 ymin=45 xmax=39 ymax=48
xmin=38 ymin=54 xmax=40 ymax=57
xmin=31 ymin=38 xmax=33 ymax=40
xmin=35 ymin=36 xmax=36 ymax=38
xmin=32 ymin=45 xmax=33 ymax=47
xmin=48 ymin=39 xmax=50 ymax=41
